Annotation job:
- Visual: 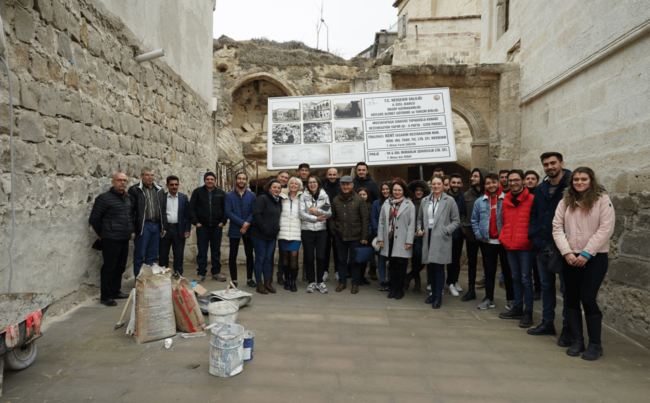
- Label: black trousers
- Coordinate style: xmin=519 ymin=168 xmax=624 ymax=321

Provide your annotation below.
xmin=563 ymin=253 xmax=608 ymax=316
xmin=480 ymin=243 xmax=514 ymax=301
xmin=446 ymin=236 xmax=465 ymax=285
xmin=302 ymin=230 xmax=327 ymax=283
xmin=466 ymin=240 xmax=480 ymax=286
xmin=159 ymin=224 xmax=186 ymax=275
xmin=100 ymin=239 xmax=129 ymax=300
xmin=408 ymin=237 xmax=425 ymax=281
xmin=389 ymin=256 xmax=408 ymax=291
xmin=229 ymin=236 xmax=254 ymax=282
xmin=324 ymin=231 xmax=340 ymax=272
xmin=532 ymin=256 xmax=541 ymax=292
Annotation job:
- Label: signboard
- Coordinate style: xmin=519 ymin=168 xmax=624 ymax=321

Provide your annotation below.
xmin=267 ymin=88 xmax=456 ymax=170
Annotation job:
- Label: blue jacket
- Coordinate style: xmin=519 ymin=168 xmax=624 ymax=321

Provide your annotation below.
xmin=163 ymin=192 xmax=190 ymax=238
xmin=370 ymin=199 xmax=382 ymax=238
xmin=471 ymin=192 xmax=504 ymax=242
xmin=225 ymin=189 xmax=256 ymax=238
xmin=447 ymin=191 xmax=465 ymax=239
xmin=528 ymin=169 xmax=571 ymax=250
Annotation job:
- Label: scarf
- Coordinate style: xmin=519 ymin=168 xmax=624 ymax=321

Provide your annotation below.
xmin=388 ymin=196 xmax=404 ymax=242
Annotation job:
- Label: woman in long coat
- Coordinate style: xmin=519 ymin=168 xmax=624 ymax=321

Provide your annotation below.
xmin=377 ymin=180 xmax=416 ymax=300
xmin=416 ymin=176 xmax=460 ymax=309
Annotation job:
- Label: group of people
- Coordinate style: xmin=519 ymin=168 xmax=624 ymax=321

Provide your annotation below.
xmin=89 ymin=152 xmax=614 ymax=361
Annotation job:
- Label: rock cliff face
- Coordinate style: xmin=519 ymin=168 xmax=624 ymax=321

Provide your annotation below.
xmin=0 ymin=0 xmax=215 ymax=316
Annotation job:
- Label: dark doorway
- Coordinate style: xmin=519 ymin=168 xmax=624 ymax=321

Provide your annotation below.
xmin=407 ymin=163 xmax=472 ymax=192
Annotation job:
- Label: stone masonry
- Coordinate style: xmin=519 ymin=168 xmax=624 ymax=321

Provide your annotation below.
xmin=0 ymin=0 xmax=215 ymax=316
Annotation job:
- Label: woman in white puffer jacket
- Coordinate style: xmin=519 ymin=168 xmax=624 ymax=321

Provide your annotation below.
xmin=278 ymin=177 xmax=303 ymax=292
xmin=299 ymin=175 xmax=332 ymax=294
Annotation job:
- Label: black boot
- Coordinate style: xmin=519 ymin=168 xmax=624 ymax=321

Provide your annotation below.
xmin=565 ymin=308 xmax=585 ymax=357
xmin=527 ymin=320 xmax=557 ymax=336
xmin=404 ymin=272 xmax=413 ymax=290
xmin=557 ymin=326 xmax=573 ymax=347
xmin=387 ymin=286 xmax=398 ymax=299
xmin=290 ymin=270 xmax=298 ymax=292
xmin=460 ymin=285 xmax=476 ymax=302
xmin=582 ymin=313 xmax=603 ymax=361
xmin=284 ymin=274 xmax=291 ymax=291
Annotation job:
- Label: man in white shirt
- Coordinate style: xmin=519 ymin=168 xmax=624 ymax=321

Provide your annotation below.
xmin=159 ymin=175 xmax=191 ymax=274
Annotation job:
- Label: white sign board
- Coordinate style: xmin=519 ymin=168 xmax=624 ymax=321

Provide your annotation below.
xmin=267 ymin=88 xmax=456 ymax=170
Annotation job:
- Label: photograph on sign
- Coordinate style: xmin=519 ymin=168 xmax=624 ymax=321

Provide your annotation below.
xmin=271 ymin=101 xmax=300 ymax=122
xmin=332 ymin=143 xmax=365 ymax=164
xmin=334 ymin=98 xmax=363 ymax=119
xmin=272 ymin=145 xmax=330 ymax=166
xmin=272 ymin=124 xmax=301 ymax=144
xmin=303 ymin=122 xmax=332 ymax=143
xmin=303 ymin=100 xmax=331 ymax=121
xmin=335 ymin=120 xmax=364 ymax=142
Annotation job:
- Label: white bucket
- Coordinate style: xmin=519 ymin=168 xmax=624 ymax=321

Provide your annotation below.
xmin=209 ymin=324 xmax=244 ymax=377
xmin=208 ymin=300 xmax=239 ymax=325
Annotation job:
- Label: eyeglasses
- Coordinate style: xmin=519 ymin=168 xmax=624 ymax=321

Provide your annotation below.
xmin=168 ymin=184 xmax=179 ymax=186
xmin=114 ymin=179 xmax=128 ymax=183
xmin=308 ymin=181 xmax=318 ymax=185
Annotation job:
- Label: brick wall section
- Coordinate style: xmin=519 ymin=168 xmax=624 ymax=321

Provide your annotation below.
xmin=0 ymin=0 xmax=215 ymax=315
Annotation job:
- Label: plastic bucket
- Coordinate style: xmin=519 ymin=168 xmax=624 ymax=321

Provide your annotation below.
xmin=208 ymin=300 xmax=239 ymax=325
xmin=243 ymin=331 xmax=255 ymax=362
xmin=209 ymin=323 xmax=244 ymax=377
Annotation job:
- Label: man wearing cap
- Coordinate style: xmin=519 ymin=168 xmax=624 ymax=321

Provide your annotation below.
xmin=329 ymin=175 xmax=369 ymax=294
xmin=189 ymin=172 xmax=228 ymax=282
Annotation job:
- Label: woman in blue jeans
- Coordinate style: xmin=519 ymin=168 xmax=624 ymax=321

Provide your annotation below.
xmin=417 ymin=175 xmax=460 ymax=309
xmin=250 ymin=179 xmax=283 ymax=295
xmin=371 ymin=182 xmax=392 ymax=291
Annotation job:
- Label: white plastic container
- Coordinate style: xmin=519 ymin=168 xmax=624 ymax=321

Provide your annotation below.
xmin=209 ymin=324 xmax=244 ymax=377
xmin=207 ymin=300 xmax=239 ymax=325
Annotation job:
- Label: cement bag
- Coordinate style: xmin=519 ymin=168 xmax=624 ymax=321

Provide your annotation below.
xmin=171 ymin=273 xmax=205 ymax=332
xmin=133 ymin=264 xmax=176 ymax=343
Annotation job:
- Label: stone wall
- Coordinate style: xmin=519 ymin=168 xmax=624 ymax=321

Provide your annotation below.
xmin=480 ymin=0 xmax=650 ymax=346
xmin=0 ymin=0 xmax=215 ymax=316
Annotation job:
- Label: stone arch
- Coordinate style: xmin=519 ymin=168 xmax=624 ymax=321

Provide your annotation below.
xmin=451 ymin=98 xmax=490 ymax=169
xmin=230 ymin=72 xmax=299 ymax=97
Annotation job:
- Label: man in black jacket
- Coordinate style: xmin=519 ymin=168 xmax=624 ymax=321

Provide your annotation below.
xmin=352 ymin=162 xmax=380 ymax=204
xmin=321 ymin=168 xmax=340 ymax=280
xmin=89 ymin=173 xmax=135 ymax=306
xmin=189 ymin=172 xmax=228 ymax=282
xmin=128 ymin=167 xmax=167 ymax=278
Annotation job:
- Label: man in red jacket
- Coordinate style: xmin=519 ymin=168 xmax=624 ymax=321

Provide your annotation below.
xmin=498 ymin=170 xmax=535 ymax=328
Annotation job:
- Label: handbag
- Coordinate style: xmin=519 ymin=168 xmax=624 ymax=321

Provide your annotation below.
xmin=536 ymin=205 xmax=569 ymax=274
xmin=355 ymin=246 xmax=375 ymax=264
xmin=537 ymin=242 xmax=563 ymax=274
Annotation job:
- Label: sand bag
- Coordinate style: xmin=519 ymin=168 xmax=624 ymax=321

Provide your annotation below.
xmin=133 ymin=264 xmax=176 ymax=343
xmin=171 ymin=273 xmax=206 ymax=333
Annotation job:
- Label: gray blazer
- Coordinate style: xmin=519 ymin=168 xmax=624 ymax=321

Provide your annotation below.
xmin=417 ymin=193 xmax=460 ymax=265
xmin=377 ymin=199 xmax=416 ymax=259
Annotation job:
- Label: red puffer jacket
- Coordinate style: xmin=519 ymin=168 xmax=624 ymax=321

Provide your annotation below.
xmin=499 ymin=188 xmax=534 ymax=250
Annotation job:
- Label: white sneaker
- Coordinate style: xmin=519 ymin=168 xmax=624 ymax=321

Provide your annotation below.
xmin=323 ymin=271 xmax=329 ymax=282
xmin=317 ymin=282 xmax=328 ymax=294
xmin=505 ymin=301 xmax=514 ymax=311
xmin=335 ymin=272 xmax=339 ymax=281
xmin=448 ymin=284 xmax=459 ymax=297
xmin=427 ymin=284 xmax=432 ymax=291
xmin=306 ymin=283 xmax=316 ymax=293
xmin=454 ymin=282 xmax=463 ymax=292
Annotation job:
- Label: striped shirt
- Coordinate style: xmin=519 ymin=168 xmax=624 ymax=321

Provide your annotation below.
xmin=143 ymin=185 xmax=159 ymax=221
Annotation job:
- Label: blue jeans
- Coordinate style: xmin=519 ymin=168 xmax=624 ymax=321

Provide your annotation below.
xmin=196 ymin=226 xmax=223 ymax=276
xmin=334 ymin=236 xmax=362 ymax=286
xmin=251 ymin=235 xmax=276 ymax=282
xmin=427 ymin=263 xmax=446 ymax=297
xmin=133 ymin=221 xmax=160 ymax=277
xmin=507 ymin=250 xmax=533 ymax=312
xmin=538 ymin=256 xmax=568 ymax=327
xmin=376 ymin=252 xmax=388 ymax=281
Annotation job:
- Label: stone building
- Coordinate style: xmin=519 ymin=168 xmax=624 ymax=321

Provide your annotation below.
xmin=0 ymin=0 xmax=216 ymax=315
xmin=213 ymin=0 xmax=650 ymax=347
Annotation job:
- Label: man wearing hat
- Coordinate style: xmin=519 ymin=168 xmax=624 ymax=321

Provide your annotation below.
xmin=329 ymin=175 xmax=369 ymax=294
xmin=189 ymin=172 xmax=228 ymax=282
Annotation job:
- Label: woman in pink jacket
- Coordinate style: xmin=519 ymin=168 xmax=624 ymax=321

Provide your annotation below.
xmin=552 ymin=167 xmax=615 ymax=361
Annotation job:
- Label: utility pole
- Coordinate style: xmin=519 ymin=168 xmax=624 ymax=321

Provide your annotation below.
xmin=321 ymin=19 xmax=329 ymax=52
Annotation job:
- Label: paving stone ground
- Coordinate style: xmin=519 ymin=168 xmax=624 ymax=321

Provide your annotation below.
xmin=3 ymin=264 xmax=650 ymax=402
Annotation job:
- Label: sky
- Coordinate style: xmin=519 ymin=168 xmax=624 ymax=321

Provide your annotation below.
xmin=213 ymin=0 xmax=399 ymax=59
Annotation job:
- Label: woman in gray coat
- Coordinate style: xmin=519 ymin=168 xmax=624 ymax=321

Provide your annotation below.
xmin=417 ymin=176 xmax=460 ymax=309
xmin=378 ymin=180 xmax=416 ymax=300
